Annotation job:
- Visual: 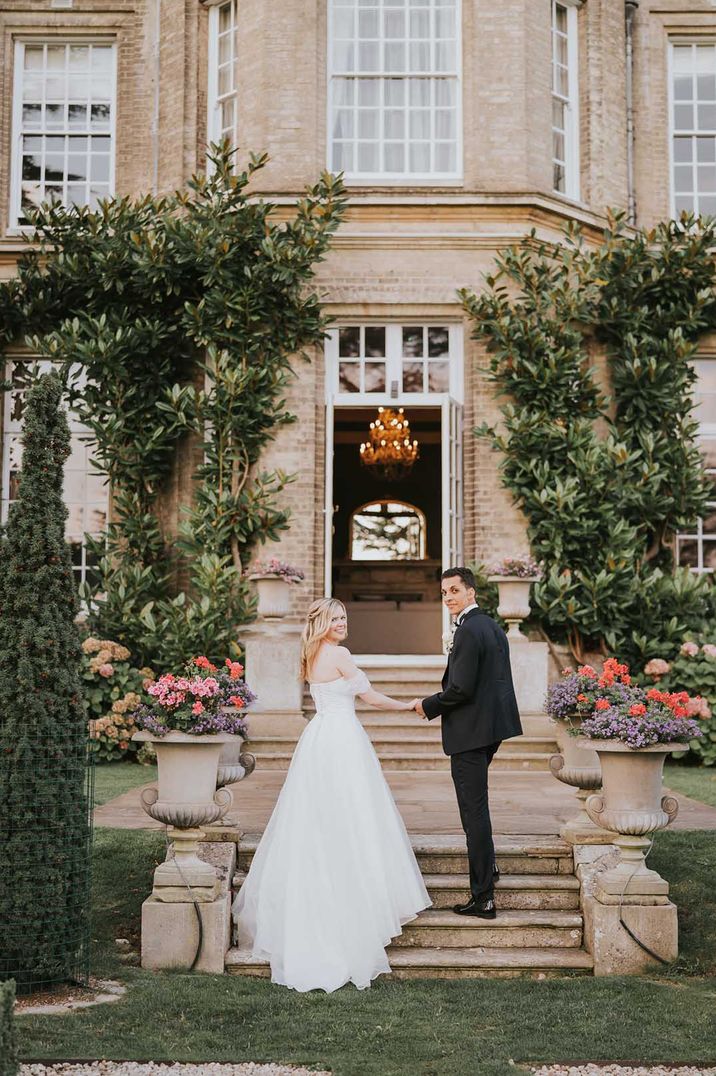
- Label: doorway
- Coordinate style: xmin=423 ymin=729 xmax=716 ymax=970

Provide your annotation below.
xmin=331 ymin=406 xmax=442 ymax=654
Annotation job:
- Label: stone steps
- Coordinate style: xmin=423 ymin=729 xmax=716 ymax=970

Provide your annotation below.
xmin=246 ymin=749 xmax=555 ymax=771
xmin=224 ymin=944 xmax=594 ymax=980
xmin=228 ymin=833 xmax=592 ymax=980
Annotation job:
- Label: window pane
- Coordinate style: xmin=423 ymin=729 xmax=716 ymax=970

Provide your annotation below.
xmin=402 ymin=326 xmax=423 ymax=356
xmin=339 ymin=362 xmax=361 ymax=391
xmin=402 ymin=361 xmax=424 ymax=392
xmin=364 ymin=362 xmax=386 ymax=391
xmin=428 ymin=362 xmax=449 ymax=392
xmin=339 ymin=326 xmax=361 ymax=357
xmin=365 ymin=326 xmax=385 ymax=356
xmin=428 ymin=326 xmax=449 ymax=357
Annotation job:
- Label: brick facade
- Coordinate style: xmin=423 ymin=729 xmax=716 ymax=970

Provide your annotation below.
xmin=0 ymin=0 xmax=713 ymax=623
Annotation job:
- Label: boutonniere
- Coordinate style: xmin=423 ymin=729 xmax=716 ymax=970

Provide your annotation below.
xmin=442 ymin=625 xmax=458 ymax=656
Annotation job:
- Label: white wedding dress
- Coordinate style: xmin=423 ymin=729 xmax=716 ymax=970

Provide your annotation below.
xmin=232 ymin=669 xmax=431 ymax=992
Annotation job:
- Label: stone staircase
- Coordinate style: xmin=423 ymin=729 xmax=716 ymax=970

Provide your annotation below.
xmin=246 ymin=656 xmax=558 ymax=772
xmin=225 ymin=832 xmax=594 ymax=979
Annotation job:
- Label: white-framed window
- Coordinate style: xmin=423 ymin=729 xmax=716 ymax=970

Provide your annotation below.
xmin=350 ymin=500 xmax=427 ymax=560
xmin=9 ymin=40 xmax=116 ymax=228
xmin=676 ymin=359 xmax=716 ymax=572
xmin=327 ymin=0 xmax=462 ymax=183
xmin=326 ymin=322 xmax=463 ymax=402
xmin=670 ymin=41 xmax=716 ymax=218
xmin=207 ymin=1 xmax=238 ymax=153
xmin=1 ymin=359 xmax=109 ymax=587
xmin=551 ymin=0 xmax=580 ymax=199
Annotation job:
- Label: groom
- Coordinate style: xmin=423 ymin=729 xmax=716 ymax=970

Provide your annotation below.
xmin=411 ymin=567 xmax=522 ymax=919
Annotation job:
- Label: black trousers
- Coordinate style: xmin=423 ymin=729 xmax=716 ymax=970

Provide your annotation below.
xmin=450 ymin=741 xmax=501 ymax=901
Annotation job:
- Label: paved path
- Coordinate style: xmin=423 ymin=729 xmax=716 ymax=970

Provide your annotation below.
xmin=94 ymin=768 xmax=716 ymax=833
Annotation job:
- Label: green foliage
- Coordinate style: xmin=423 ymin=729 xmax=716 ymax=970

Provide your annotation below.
xmin=0 ymin=980 xmax=18 ymax=1076
xmin=81 ymin=637 xmax=154 ymax=763
xmin=649 ymin=641 xmax=716 ymax=765
xmin=0 ymin=144 xmax=346 ymax=666
xmin=461 ymin=214 xmax=715 ymax=664
xmin=0 ymin=373 xmax=91 ymax=989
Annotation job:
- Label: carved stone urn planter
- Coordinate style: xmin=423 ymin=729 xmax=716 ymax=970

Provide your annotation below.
xmin=133 ymin=730 xmax=236 ymax=900
xmin=576 ymin=737 xmax=682 ymax=901
xmin=549 ymin=716 xmax=612 ymax=844
xmin=487 ymin=575 xmax=538 ymax=641
xmin=250 ymin=575 xmax=292 ymax=620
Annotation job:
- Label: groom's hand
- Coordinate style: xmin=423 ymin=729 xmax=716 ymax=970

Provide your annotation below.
xmin=412 ymin=698 xmax=426 ymax=717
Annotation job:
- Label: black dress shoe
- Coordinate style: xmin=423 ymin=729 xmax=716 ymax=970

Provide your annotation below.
xmin=453 ymin=897 xmax=497 ymax=919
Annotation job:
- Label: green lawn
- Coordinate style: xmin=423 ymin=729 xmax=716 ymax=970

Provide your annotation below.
xmin=664 ymin=761 xmax=716 ymax=808
xmin=15 ymin=827 xmax=716 ymax=1075
xmin=92 ymin=762 xmax=157 ymax=807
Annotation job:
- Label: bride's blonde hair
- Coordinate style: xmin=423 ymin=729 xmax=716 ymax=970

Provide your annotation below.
xmin=299 ymin=597 xmax=347 ymax=682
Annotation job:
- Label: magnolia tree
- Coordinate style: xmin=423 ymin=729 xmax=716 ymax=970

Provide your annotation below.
xmin=0 ymin=145 xmax=346 ymax=667
xmin=461 ymin=214 xmax=716 ymax=666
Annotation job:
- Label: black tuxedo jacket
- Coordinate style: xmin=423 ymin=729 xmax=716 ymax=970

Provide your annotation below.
xmin=422 ymin=608 xmax=522 ymax=755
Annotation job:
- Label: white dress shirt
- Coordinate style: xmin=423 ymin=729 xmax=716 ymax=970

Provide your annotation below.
xmin=456 ymin=602 xmax=479 ymax=626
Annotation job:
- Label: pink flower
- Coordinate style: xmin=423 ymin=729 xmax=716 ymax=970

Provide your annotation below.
xmin=98 ymin=663 xmax=114 ymax=678
xmin=192 ymin=701 xmax=205 ymax=715
xmin=686 ymin=695 xmax=712 ymax=720
xmin=644 ymin=658 xmax=671 ymax=678
xmin=680 ymin=641 xmax=700 ymax=658
xmin=702 ymin=644 xmax=716 ymax=659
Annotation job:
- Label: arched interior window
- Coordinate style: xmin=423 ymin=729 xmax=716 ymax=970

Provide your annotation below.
xmin=350 ymin=501 xmax=426 ymax=561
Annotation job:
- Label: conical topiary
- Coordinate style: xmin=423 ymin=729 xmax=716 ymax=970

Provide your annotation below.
xmin=0 ymin=371 xmax=91 ymax=990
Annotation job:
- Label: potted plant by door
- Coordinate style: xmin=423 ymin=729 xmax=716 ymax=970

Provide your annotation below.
xmin=248 ymin=557 xmax=305 ymax=620
xmin=131 ymin=656 xmax=256 ymax=891
xmin=487 ymin=554 xmax=542 ymax=641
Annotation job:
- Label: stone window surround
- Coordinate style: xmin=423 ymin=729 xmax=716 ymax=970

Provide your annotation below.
xmin=8 ymin=35 xmax=117 ymax=231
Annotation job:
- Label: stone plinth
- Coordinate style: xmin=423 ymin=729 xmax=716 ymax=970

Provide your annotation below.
xmin=141 ymin=841 xmax=236 ymax=973
xmin=508 ymin=638 xmax=548 ymax=715
xmin=582 ymin=893 xmax=678 ymax=975
xmin=242 ymin=621 xmax=306 ymax=737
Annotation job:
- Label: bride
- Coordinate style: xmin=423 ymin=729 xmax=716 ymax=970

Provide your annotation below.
xmin=232 ymin=597 xmax=431 ymax=992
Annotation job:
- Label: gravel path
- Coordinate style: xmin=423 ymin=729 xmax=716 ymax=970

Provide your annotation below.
xmin=21 ymin=1065 xmax=331 ymax=1076
xmin=531 ymin=1067 xmax=716 ymax=1075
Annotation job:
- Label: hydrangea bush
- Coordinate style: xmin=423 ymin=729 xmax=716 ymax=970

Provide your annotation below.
xmin=547 ymin=657 xmax=706 ymax=748
xmin=130 ymin=655 xmax=255 ymax=737
xmin=82 ymin=637 xmax=155 ymax=762
xmin=641 ymin=640 xmax=716 ymax=765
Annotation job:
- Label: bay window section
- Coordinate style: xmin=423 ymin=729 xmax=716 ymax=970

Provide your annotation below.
xmin=551 ymin=0 xmax=579 ymax=199
xmin=207 ymin=0 xmax=239 ymax=154
xmin=676 ymin=359 xmax=716 ymax=573
xmin=328 ymin=0 xmax=461 ymax=182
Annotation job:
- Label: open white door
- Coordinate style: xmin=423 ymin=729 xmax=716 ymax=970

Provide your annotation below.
xmin=441 ymin=397 xmax=464 ymax=635
xmin=324 ymin=398 xmax=334 ymax=596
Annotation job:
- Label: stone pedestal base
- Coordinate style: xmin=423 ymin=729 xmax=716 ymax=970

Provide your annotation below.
xmin=141 ymin=842 xmax=236 ymax=972
xmin=247 ymin=710 xmax=306 ymax=737
xmin=507 ymin=639 xmax=548 ymax=715
xmin=242 ymin=621 xmax=304 ymax=712
xmin=560 ymin=791 xmax=615 ymax=846
xmin=582 ymin=893 xmax=678 ymax=975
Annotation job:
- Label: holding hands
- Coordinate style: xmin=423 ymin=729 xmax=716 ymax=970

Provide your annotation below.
xmin=409 ymin=697 xmax=426 ymax=717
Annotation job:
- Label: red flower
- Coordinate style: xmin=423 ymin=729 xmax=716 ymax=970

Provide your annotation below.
xmin=225 ymin=659 xmax=244 ymax=680
xmin=578 ymin=665 xmax=597 ymax=678
xmin=191 ymin=701 xmax=205 ymax=715
xmin=629 ymin=704 xmax=646 ymax=716
xmin=228 ymin=695 xmax=245 ymax=709
xmin=595 ymin=698 xmax=610 ymax=711
xmin=194 ymin=656 xmax=217 ymax=672
xmin=577 ymin=693 xmax=587 ymax=702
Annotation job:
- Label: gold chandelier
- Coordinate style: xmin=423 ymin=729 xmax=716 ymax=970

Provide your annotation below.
xmin=359 ymin=407 xmax=419 ymax=480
